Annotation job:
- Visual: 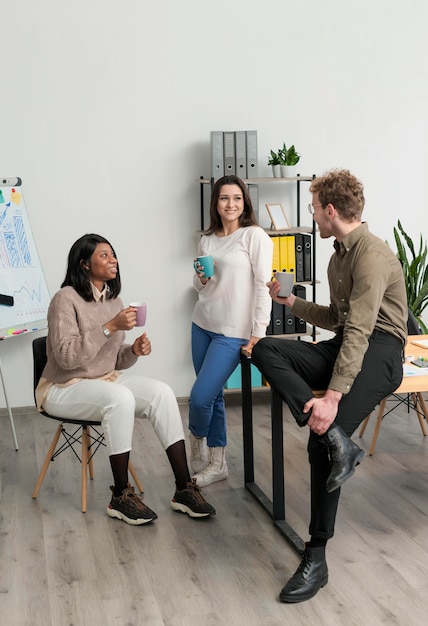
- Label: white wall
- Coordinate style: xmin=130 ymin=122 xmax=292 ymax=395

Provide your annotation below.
xmin=1 ymin=0 xmax=427 ymax=408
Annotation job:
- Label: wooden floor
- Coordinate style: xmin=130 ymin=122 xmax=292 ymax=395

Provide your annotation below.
xmin=1 ymin=393 xmax=428 ymax=626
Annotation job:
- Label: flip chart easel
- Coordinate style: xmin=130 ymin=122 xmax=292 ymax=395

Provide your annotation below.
xmin=0 ymin=351 xmax=19 ymax=449
xmin=0 ymin=177 xmax=51 ymax=450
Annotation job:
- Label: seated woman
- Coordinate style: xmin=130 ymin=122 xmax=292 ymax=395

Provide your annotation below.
xmin=35 ymin=233 xmax=215 ymax=524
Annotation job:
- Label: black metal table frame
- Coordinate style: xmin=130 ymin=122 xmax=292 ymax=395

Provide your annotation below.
xmin=240 ymin=352 xmax=304 ymax=554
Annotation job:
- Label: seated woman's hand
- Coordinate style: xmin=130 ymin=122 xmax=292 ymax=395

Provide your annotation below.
xmin=132 ymin=332 xmax=151 ymax=356
xmin=109 ymin=307 xmax=137 ymax=332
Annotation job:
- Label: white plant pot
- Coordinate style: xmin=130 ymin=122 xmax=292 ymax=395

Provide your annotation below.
xmin=280 ymin=165 xmax=296 ymax=178
xmin=272 ymin=164 xmax=281 ymax=178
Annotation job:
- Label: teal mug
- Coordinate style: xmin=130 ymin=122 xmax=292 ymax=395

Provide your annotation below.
xmin=194 ymin=255 xmax=215 ymax=278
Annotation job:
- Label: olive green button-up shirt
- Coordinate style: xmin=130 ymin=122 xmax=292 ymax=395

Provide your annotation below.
xmin=292 ymin=222 xmax=407 ymax=395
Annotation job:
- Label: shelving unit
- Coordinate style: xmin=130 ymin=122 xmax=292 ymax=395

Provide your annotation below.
xmin=197 ymin=175 xmax=318 ymax=341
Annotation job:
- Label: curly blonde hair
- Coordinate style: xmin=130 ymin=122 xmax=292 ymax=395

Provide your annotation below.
xmin=309 ymin=169 xmax=365 ymax=222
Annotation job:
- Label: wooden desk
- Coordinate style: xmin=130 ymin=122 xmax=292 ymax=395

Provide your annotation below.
xmin=401 ymin=334 xmax=428 ymax=392
xmin=359 ymin=334 xmax=428 ymax=454
xmin=240 ymin=334 xmax=428 ymax=553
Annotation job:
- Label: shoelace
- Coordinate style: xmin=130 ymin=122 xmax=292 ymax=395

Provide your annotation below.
xmin=296 ymin=552 xmax=314 ymax=576
xmin=118 ymin=488 xmax=147 ymax=510
xmin=184 ymin=480 xmax=206 ymax=502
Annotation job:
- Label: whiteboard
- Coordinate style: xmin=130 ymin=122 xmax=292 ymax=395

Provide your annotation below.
xmin=0 ymin=177 xmax=50 ymax=338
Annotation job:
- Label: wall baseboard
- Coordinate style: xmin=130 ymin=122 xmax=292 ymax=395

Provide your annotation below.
xmin=1 ymin=388 xmax=270 ymax=416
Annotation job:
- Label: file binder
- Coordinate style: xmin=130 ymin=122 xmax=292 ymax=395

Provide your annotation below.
xmin=235 ymin=130 xmax=247 ymax=179
xmin=293 ymin=285 xmax=307 ymax=333
xmin=284 ymin=304 xmax=296 ymax=334
xmin=246 ymin=130 xmax=258 ymax=178
xmin=279 ymin=236 xmax=288 ymax=272
xmin=272 ymin=237 xmax=280 ymax=273
xmin=303 ymin=234 xmax=312 ymax=281
xmin=294 ymin=234 xmax=305 ymax=282
xmin=248 ymin=184 xmax=259 ymax=222
xmin=286 ymin=235 xmax=296 ymax=279
xmin=225 ymin=363 xmax=262 ymax=389
xmin=223 ymin=131 xmax=236 ymax=174
xmin=271 ymin=301 xmax=284 ymax=335
xmin=211 ymin=131 xmax=224 ymax=180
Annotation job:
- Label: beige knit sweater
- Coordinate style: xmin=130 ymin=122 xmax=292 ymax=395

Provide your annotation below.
xmin=36 ymin=286 xmax=138 ymax=409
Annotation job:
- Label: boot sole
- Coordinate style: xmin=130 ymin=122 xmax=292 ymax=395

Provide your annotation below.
xmin=279 ymin=574 xmax=328 ymax=603
xmin=326 ymin=448 xmax=365 ymax=493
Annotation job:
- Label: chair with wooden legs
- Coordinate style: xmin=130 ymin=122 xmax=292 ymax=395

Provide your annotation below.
xmin=359 ymin=390 xmax=427 ymax=456
xmin=32 ymin=336 xmax=144 ymax=512
xmin=359 ymin=312 xmax=428 ymax=455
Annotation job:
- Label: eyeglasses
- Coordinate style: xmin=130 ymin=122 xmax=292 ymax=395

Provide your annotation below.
xmin=308 ymin=202 xmax=323 ymax=215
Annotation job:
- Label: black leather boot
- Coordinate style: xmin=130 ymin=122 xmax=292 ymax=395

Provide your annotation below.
xmin=279 ymin=545 xmax=328 ymax=603
xmin=322 ymin=424 xmax=365 ymax=493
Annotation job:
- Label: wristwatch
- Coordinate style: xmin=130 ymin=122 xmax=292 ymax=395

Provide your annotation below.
xmin=102 ymin=324 xmax=111 ymax=339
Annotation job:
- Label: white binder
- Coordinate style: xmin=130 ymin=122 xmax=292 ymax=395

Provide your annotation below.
xmin=246 ymin=130 xmax=258 ymax=178
xmin=223 ymin=131 xmax=236 ymax=175
xmin=248 ymin=184 xmax=259 ymax=222
xmin=211 ymin=131 xmax=224 ymax=180
xmin=235 ymin=130 xmax=247 ymax=179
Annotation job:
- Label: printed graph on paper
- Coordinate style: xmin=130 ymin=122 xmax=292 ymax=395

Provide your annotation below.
xmin=0 ymin=181 xmax=51 ymax=335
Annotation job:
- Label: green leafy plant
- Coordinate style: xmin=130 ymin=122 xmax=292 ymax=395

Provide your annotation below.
xmin=267 ymin=149 xmax=281 ymax=166
xmin=393 ymin=220 xmax=428 ymax=333
xmin=278 ymin=142 xmax=300 ymax=166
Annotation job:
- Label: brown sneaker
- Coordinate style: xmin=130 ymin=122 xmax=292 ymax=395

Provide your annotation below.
xmin=171 ymin=478 xmax=216 ymax=518
xmin=107 ymin=485 xmax=158 ymax=525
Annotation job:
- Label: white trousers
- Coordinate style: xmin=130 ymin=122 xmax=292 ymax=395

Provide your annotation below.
xmin=43 ymin=373 xmax=185 ymax=456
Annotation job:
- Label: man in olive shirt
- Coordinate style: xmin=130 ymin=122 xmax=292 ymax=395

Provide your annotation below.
xmin=252 ymin=169 xmax=407 ymax=604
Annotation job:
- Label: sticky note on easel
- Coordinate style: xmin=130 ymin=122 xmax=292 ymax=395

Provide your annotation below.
xmin=10 ymin=188 xmax=21 ymax=204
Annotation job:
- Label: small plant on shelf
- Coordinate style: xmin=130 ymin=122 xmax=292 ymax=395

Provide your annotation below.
xmin=278 ymin=143 xmax=301 ymax=166
xmin=267 ymin=149 xmax=281 ymax=166
xmin=267 ymin=149 xmax=282 ymax=177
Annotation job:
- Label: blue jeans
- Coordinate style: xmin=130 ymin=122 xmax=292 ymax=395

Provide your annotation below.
xmin=189 ymin=323 xmax=247 ymax=447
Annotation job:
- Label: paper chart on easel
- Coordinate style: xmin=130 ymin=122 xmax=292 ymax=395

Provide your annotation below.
xmin=0 ymin=178 xmax=50 ymax=336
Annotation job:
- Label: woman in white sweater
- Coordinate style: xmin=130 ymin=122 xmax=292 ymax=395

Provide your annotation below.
xmin=36 ymin=234 xmax=215 ymax=524
xmin=190 ymin=175 xmax=273 ymax=486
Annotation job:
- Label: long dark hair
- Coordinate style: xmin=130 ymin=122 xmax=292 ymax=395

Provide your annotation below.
xmin=204 ymin=175 xmax=258 ymax=235
xmin=61 ymin=233 xmax=121 ymax=301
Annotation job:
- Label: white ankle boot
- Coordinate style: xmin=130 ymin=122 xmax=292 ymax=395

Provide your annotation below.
xmin=189 ymin=432 xmax=209 ymax=474
xmin=193 ymin=446 xmax=229 ymax=487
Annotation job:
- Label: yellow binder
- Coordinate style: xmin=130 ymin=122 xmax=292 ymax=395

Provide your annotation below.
xmin=286 ymin=235 xmax=296 ymax=280
xmin=272 ymin=236 xmax=281 ymax=273
xmin=279 ymin=236 xmax=288 ymax=272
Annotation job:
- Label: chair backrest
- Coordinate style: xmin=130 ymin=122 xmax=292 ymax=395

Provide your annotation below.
xmin=407 ymin=307 xmax=422 ymax=336
xmin=33 ymin=336 xmax=48 ymax=393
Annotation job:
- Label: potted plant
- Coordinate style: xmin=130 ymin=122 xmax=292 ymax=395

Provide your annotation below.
xmin=393 ymin=220 xmax=428 ymax=332
xmin=267 ymin=149 xmax=282 ymax=178
xmin=278 ymin=142 xmax=300 ymax=177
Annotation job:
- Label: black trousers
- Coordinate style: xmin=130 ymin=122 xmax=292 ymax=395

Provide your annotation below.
xmin=251 ymin=331 xmax=403 ymax=540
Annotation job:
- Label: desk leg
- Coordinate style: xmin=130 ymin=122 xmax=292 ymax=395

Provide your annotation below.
xmin=241 ymin=354 xmax=254 ymax=484
xmin=271 ymin=388 xmax=285 ymax=520
xmin=242 ymin=354 xmax=275 ymax=515
xmin=240 ymin=354 xmax=304 ymax=554
xmin=271 ymin=388 xmax=304 ymax=553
